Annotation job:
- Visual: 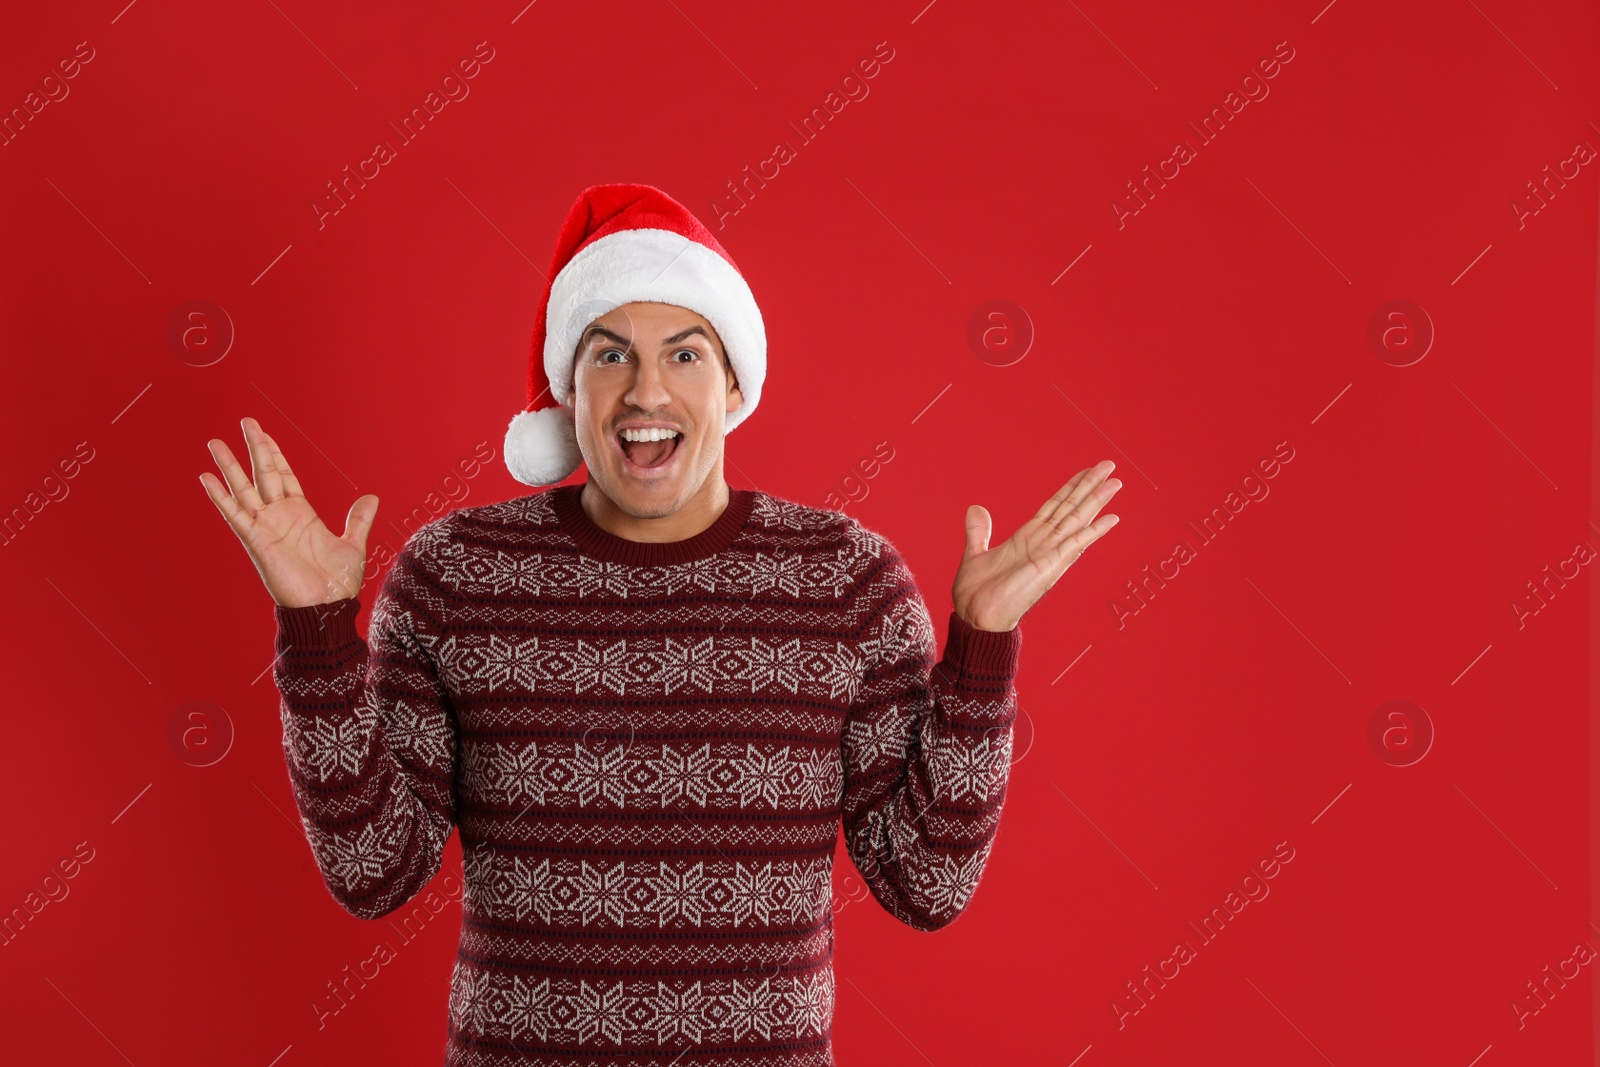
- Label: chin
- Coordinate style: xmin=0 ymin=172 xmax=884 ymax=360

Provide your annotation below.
xmin=600 ymin=429 xmax=707 ymax=506
xmin=606 ymin=478 xmax=685 ymax=518
xmin=586 ymin=455 xmax=695 ymax=516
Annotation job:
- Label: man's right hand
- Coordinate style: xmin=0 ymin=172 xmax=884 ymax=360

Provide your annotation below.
xmin=201 ymin=416 xmax=379 ymax=608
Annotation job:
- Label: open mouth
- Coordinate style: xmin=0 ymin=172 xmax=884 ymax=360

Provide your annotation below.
xmin=616 ymin=431 xmax=681 ymax=474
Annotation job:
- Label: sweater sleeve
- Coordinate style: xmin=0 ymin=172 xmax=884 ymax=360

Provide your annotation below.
xmin=839 ymin=539 xmax=1022 ymax=932
xmin=271 ymin=534 xmax=458 ymax=920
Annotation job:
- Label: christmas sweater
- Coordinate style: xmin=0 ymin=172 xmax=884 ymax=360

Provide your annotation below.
xmin=271 ymin=481 xmax=1022 ymax=1066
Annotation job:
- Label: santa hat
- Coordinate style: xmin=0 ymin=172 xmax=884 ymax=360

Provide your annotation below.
xmin=502 ymin=183 xmax=767 ymax=486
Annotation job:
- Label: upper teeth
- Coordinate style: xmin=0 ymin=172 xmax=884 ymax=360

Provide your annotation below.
xmin=620 ymin=428 xmax=679 ymax=442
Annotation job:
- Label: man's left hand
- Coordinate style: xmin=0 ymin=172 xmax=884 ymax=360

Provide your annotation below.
xmin=953 ymin=460 xmax=1123 ymax=633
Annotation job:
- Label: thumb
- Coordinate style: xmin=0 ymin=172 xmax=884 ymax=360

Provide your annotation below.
xmin=963 ymin=504 xmax=991 ymax=561
xmin=343 ymin=494 xmax=380 ymax=557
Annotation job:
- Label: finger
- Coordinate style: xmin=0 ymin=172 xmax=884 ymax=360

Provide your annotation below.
xmin=207 ymin=436 xmax=265 ymax=516
xmin=1043 ymin=510 xmax=1120 ymax=571
xmin=1066 ymin=512 xmax=1120 ymax=558
xmin=1032 ymin=466 xmax=1096 ymax=523
xmin=342 ymin=494 xmax=380 ymax=557
xmin=199 ymin=471 xmax=258 ymax=546
xmin=1045 ymin=461 xmax=1117 ymax=529
xmin=1049 ymin=475 xmax=1122 ymax=541
xmin=242 ymin=417 xmax=285 ymax=505
xmin=260 ymin=427 xmax=305 ymax=498
xmin=963 ymin=504 xmax=992 ymax=560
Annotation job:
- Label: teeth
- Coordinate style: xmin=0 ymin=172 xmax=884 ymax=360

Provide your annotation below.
xmin=619 ymin=428 xmax=680 ymax=443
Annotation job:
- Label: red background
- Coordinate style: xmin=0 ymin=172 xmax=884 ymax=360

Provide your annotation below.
xmin=2 ymin=0 xmax=1597 ymax=1063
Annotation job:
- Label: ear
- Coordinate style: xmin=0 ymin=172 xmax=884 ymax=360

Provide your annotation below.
xmin=725 ymin=364 xmax=743 ymax=414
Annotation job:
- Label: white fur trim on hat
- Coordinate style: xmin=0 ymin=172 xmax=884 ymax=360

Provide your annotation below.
xmin=503 ymin=405 xmax=581 ymax=487
xmin=542 ymin=227 xmax=766 ymax=433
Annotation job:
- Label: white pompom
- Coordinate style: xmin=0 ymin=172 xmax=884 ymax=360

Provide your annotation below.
xmin=503 ymin=406 xmax=583 ymax=486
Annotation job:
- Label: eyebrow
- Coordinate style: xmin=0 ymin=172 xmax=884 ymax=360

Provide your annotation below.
xmin=582 ymin=324 xmax=713 ymax=351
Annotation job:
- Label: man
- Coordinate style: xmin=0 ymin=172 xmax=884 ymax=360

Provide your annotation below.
xmin=200 ymin=184 xmax=1121 ymax=1065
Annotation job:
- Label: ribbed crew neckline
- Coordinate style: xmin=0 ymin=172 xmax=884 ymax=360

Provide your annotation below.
xmin=551 ymin=480 xmax=755 ymax=565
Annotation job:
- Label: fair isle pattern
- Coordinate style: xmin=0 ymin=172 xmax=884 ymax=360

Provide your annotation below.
xmin=461 ymin=850 xmax=836 ymax=930
xmin=449 ymin=969 xmax=836 ymax=1048
xmin=460 ymin=739 xmax=845 ymax=811
xmin=273 ymin=482 xmax=1022 ymax=1066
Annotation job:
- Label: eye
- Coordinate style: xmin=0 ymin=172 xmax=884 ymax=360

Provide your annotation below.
xmin=597 ymin=347 xmax=627 ymax=364
xmin=673 ymin=348 xmax=700 ymax=363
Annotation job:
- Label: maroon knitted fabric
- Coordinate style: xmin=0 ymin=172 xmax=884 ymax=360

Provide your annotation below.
xmin=272 ymin=482 xmax=1022 ymax=1065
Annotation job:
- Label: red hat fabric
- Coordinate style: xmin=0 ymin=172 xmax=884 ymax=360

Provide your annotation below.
xmin=502 ymin=183 xmax=767 ymax=486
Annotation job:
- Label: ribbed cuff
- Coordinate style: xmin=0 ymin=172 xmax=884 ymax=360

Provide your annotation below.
xmin=943 ymin=610 xmax=1022 ymax=680
xmin=274 ymin=596 xmax=362 ymax=653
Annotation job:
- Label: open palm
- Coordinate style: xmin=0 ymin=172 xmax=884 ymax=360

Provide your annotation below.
xmin=952 ymin=461 xmax=1123 ymax=632
xmin=200 ymin=417 xmax=379 ymax=608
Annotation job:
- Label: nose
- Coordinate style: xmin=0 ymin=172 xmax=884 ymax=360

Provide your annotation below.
xmin=621 ymin=353 xmax=671 ymax=414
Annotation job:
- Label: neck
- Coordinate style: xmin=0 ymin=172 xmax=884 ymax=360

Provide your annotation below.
xmin=579 ymin=460 xmax=732 ymax=544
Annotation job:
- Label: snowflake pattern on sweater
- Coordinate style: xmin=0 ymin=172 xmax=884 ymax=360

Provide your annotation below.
xmin=272 ymin=482 xmax=1022 ymax=1066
